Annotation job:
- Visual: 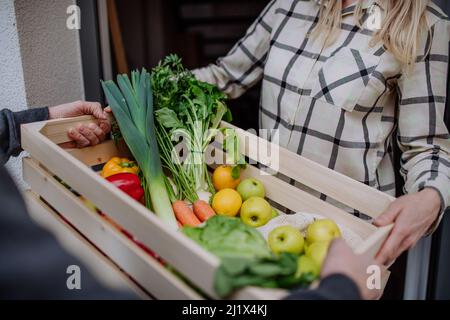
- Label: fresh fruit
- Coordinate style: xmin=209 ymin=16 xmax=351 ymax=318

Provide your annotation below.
xmin=212 ymin=165 xmax=241 ymax=191
xmin=268 ymin=225 xmax=305 ymax=255
xmin=80 ymin=196 xmax=98 ymax=213
xmin=240 ymin=197 xmax=272 ymax=228
xmin=271 ymin=208 xmax=279 ymax=219
xmin=212 ymin=188 xmax=242 ymax=217
xmin=306 ymin=241 xmax=330 ymax=268
xmin=237 ymin=178 xmax=266 ymax=201
xmin=295 ymin=255 xmax=320 ymax=278
xmin=306 ymin=219 xmax=341 ymax=244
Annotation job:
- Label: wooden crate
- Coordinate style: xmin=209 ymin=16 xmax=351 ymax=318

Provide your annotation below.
xmin=21 ymin=115 xmax=394 ymax=299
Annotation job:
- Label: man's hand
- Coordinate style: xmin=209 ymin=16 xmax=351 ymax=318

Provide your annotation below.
xmin=48 ymin=101 xmax=111 ymax=148
xmin=373 ymin=188 xmax=441 ymax=266
xmin=321 ymin=239 xmax=382 ymax=300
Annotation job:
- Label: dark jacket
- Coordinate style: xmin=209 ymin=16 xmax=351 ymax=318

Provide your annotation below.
xmin=0 ymin=107 xmax=361 ymax=300
xmin=0 ymin=108 xmax=134 ymax=299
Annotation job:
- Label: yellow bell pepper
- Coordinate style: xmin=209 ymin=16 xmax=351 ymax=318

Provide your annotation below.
xmin=101 ymin=157 xmax=139 ymax=178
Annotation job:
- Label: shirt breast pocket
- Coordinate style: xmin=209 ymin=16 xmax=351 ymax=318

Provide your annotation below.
xmin=311 ymin=47 xmax=381 ymax=112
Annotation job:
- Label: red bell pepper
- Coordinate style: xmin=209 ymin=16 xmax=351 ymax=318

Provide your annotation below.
xmin=106 ymin=173 xmax=144 ymax=202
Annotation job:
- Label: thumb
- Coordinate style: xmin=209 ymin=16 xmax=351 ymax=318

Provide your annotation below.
xmin=373 ymin=203 xmax=400 ymax=226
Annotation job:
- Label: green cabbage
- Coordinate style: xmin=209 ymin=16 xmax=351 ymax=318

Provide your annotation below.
xmin=182 ymin=216 xmax=271 ymax=259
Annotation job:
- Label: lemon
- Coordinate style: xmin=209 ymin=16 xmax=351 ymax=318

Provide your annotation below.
xmin=212 ymin=188 xmax=242 ymax=217
xmin=212 ymin=165 xmax=240 ymax=191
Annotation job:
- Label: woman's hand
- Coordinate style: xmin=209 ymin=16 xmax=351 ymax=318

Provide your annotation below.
xmin=374 ymin=188 xmax=442 ymax=265
xmin=48 ymin=101 xmax=111 ymax=148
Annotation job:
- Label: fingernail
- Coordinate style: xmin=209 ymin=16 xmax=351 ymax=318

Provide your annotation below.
xmin=69 ymin=128 xmax=75 ymax=134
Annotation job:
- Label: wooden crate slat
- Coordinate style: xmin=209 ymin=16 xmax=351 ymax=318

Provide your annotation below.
xmin=23 ymin=159 xmax=203 ymax=300
xmin=24 ymin=191 xmax=152 ymax=300
xmin=21 ymin=121 xmax=220 ymax=298
xmin=21 ymin=116 xmax=395 ymax=299
xmin=218 ymin=122 xmax=395 ymax=219
xmin=67 ymin=140 xmax=121 ymax=167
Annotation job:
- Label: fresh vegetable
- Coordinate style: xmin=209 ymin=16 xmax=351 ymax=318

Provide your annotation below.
xmin=101 ymin=69 xmax=178 ymax=229
xmin=101 ymin=157 xmax=139 ymax=178
xmin=183 ymin=216 xmax=271 ymax=259
xmin=106 ymin=173 xmax=145 ymax=201
xmin=151 ymin=55 xmax=232 ymax=203
xmin=212 ymin=165 xmax=240 ymax=191
xmin=173 ymin=200 xmax=201 ymax=227
xmin=211 ymin=189 xmax=242 ymax=217
xmin=193 ymin=200 xmax=216 ymax=222
xmin=214 ymin=253 xmax=315 ymax=298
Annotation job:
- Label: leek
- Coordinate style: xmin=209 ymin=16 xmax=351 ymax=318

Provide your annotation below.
xmin=101 ymin=70 xmax=178 ymax=229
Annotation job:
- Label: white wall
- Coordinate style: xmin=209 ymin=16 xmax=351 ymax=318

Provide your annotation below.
xmin=14 ymin=0 xmax=85 ymax=106
xmin=0 ymin=0 xmax=29 ymax=187
xmin=0 ymin=0 xmax=85 ymax=188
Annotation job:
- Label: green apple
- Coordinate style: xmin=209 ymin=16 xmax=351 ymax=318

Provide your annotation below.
xmin=271 ymin=208 xmax=279 ymax=219
xmin=296 ymin=255 xmax=320 ymax=279
xmin=306 ymin=219 xmax=341 ymax=244
xmin=240 ymin=197 xmax=272 ymax=227
xmin=268 ymin=225 xmax=305 ymax=254
xmin=305 ymin=241 xmax=330 ymax=268
xmin=237 ymin=178 xmax=266 ymax=201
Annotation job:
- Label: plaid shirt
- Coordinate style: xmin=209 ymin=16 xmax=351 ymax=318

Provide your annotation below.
xmin=193 ymin=0 xmax=450 ymax=222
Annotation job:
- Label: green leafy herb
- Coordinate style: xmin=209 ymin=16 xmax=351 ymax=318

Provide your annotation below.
xmin=151 ymin=55 xmax=232 ymax=203
xmin=215 ymin=253 xmax=317 ymax=298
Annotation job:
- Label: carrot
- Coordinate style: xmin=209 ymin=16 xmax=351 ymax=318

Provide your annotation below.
xmin=172 ymin=200 xmax=201 ymax=227
xmin=177 ymin=220 xmax=183 ymax=229
xmin=193 ymin=200 xmax=216 ymax=222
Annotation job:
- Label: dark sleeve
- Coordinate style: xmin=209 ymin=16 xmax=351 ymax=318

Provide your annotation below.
xmin=285 ymin=274 xmax=362 ymax=300
xmin=0 ymin=107 xmax=49 ymax=165
xmin=0 ymin=165 xmax=137 ymax=300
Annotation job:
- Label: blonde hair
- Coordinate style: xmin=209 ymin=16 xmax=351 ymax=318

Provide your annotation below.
xmin=312 ymin=0 xmax=431 ymax=70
